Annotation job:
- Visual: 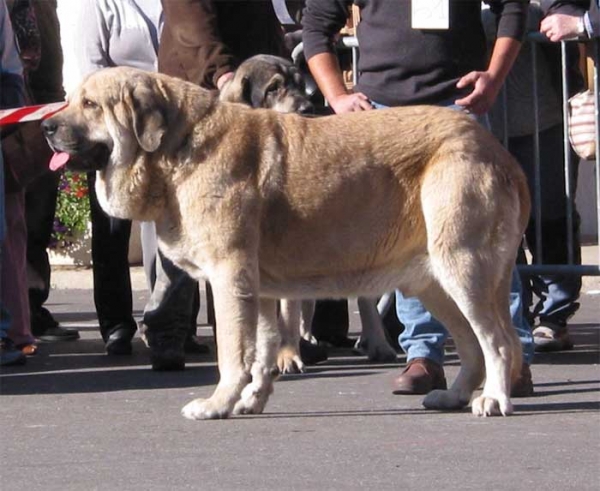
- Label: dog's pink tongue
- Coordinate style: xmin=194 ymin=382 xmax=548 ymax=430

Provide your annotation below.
xmin=49 ymin=152 xmax=70 ymax=171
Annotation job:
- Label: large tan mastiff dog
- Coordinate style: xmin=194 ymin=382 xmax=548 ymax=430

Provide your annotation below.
xmin=43 ymin=67 xmax=530 ymax=420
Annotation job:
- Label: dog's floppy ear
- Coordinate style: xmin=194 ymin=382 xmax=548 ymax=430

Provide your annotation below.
xmin=288 ymin=64 xmax=306 ymax=92
xmin=124 ymin=80 xmax=167 ymax=153
xmin=220 ymin=75 xmax=253 ymax=106
xmin=240 ymin=76 xmax=253 ymax=106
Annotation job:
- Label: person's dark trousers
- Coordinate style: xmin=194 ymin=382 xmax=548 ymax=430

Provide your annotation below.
xmin=87 ymin=172 xmax=137 ymax=341
xmin=142 ymin=250 xmax=200 ymax=370
xmin=511 ymin=124 xmax=582 ymax=326
xmin=25 ymin=171 xmax=60 ymax=332
xmin=311 ymin=299 xmax=351 ymax=347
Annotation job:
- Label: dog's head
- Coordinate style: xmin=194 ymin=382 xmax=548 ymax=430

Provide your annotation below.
xmin=42 ymin=67 xmax=169 ymax=173
xmin=219 ymin=54 xmax=313 ymax=114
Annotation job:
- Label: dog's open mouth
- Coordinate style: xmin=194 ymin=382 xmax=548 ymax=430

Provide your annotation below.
xmin=49 ymin=143 xmax=111 ymax=173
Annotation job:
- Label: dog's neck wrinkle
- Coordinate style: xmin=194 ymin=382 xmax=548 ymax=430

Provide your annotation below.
xmin=160 ymin=93 xmax=229 ymax=166
xmin=97 ymin=152 xmax=168 ymax=222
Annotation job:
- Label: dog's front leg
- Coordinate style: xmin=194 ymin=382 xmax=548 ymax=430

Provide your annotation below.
xmin=181 ymin=267 xmax=258 ymax=420
xmin=234 ymin=298 xmax=281 ymax=414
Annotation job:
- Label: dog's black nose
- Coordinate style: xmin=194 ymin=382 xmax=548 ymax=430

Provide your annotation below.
xmin=41 ymin=119 xmax=58 ymax=136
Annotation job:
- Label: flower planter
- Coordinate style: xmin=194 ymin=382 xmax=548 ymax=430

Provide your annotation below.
xmin=48 ymin=224 xmax=93 ymax=267
xmin=49 ymin=172 xmax=143 ymax=268
xmin=49 ymin=221 xmax=143 ymax=267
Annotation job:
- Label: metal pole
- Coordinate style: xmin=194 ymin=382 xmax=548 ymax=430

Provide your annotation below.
xmin=532 ymin=41 xmax=543 ymax=263
xmin=561 ymin=41 xmax=575 ymax=264
xmin=594 ymin=39 xmax=600 ymax=268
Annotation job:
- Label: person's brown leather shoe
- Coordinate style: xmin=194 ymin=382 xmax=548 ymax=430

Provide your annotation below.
xmin=392 ymin=358 xmax=447 ymax=395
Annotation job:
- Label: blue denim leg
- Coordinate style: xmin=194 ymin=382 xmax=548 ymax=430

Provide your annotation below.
xmin=510 ymin=268 xmax=534 ymax=366
xmin=397 ymin=268 xmax=533 ymax=367
xmin=396 ymin=292 xmax=447 ymax=365
xmin=509 ymin=126 xmax=582 ymax=329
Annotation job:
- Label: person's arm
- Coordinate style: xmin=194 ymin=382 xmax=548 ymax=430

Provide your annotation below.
xmin=302 ymin=0 xmax=372 ymax=113
xmin=455 ymin=37 xmax=523 ymax=114
xmin=455 ymin=0 xmax=528 ymax=114
xmin=306 ymin=52 xmax=373 ymax=113
xmin=540 ymin=0 xmax=599 ymax=40
xmin=59 ymin=0 xmax=110 ymax=94
xmin=160 ymin=0 xmax=235 ymax=89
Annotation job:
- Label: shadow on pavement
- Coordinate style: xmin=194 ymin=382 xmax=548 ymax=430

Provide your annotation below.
xmin=515 ymin=400 xmax=600 ymax=413
xmin=0 ymin=363 xmax=219 ymax=396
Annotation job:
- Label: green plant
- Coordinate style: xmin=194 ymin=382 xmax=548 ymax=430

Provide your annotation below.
xmin=50 ymin=171 xmax=91 ymax=249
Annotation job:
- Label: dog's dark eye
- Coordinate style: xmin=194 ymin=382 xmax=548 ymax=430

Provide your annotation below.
xmin=83 ymin=98 xmax=98 ymax=109
xmin=265 ymin=82 xmax=280 ymax=95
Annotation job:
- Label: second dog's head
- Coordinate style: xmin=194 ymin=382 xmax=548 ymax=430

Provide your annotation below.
xmin=219 ymin=54 xmax=313 ymax=114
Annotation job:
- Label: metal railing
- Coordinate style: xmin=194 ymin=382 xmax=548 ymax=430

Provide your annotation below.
xmin=510 ymin=33 xmax=599 ymax=277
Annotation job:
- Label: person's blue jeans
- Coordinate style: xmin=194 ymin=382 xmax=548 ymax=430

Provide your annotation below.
xmin=396 ymin=270 xmax=533 ymax=365
xmin=372 ymin=100 xmax=534 ymax=366
xmin=509 ymin=124 xmax=581 ymax=329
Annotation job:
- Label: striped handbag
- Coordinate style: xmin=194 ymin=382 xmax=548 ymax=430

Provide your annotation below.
xmin=568 ymin=90 xmax=597 ymax=161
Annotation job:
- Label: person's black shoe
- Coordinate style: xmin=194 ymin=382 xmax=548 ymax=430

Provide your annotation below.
xmin=148 ymin=331 xmax=186 ymax=371
xmin=31 ymin=307 xmax=79 ymax=342
xmin=317 ymin=335 xmax=357 ymax=349
xmin=184 ymin=334 xmax=210 ymax=355
xmin=105 ymin=327 xmax=134 ymax=356
xmin=299 ymin=338 xmax=328 ymax=365
xmin=36 ymin=325 xmax=80 ymax=342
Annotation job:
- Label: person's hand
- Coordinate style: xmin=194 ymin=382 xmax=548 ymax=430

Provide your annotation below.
xmin=329 ymin=92 xmax=373 ymax=114
xmin=454 ymin=70 xmax=502 ymax=115
xmin=540 ymin=14 xmax=582 ymax=42
xmin=217 ymin=71 xmax=235 ymax=91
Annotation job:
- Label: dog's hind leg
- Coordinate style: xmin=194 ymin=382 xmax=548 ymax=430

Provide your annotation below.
xmin=470 ymin=265 xmax=522 ymax=416
xmin=277 ymin=299 xmax=305 ymax=374
xmin=427 ymin=251 xmax=519 ymax=417
xmin=413 ymin=284 xmax=485 ymax=410
xmin=355 ymin=297 xmax=397 ymax=362
xmin=419 ymin=161 xmax=524 ymax=416
xmin=234 ymin=298 xmax=281 ymax=415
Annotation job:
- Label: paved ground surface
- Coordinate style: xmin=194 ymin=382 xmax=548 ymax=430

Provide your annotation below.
xmin=1 ymin=252 xmax=599 ymax=491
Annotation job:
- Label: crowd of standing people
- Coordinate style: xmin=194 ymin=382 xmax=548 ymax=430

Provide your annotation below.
xmin=1 ymin=0 xmax=598 ymax=407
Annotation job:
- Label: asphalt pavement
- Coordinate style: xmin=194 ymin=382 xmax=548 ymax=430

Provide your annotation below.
xmin=1 ymin=264 xmax=599 ymax=491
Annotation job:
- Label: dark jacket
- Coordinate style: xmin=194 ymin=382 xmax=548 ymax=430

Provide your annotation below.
xmin=159 ymin=0 xmax=287 ymax=88
xmin=28 ymin=0 xmax=64 ymax=104
xmin=302 ymin=0 xmax=529 ymax=107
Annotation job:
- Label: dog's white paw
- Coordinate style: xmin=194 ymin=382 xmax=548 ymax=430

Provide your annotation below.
xmin=181 ymin=397 xmax=232 ymax=420
xmin=232 ymin=381 xmax=274 ymax=415
xmin=471 ymin=394 xmax=513 ymax=417
xmin=277 ymin=345 xmax=305 ymax=374
xmin=354 ymin=337 xmax=397 ymax=363
xmin=422 ymin=389 xmax=470 ymax=410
